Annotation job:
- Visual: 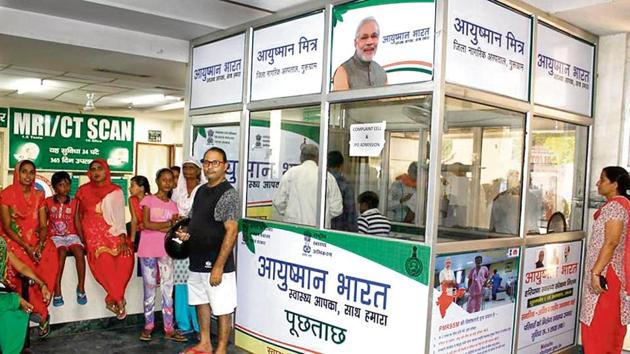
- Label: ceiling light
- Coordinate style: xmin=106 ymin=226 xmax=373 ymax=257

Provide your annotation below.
xmin=83 ymin=93 xmax=96 ymax=112
xmin=15 ymin=78 xmax=45 ymax=94
xmin=130 ymin=94 xmax=167 ymax=106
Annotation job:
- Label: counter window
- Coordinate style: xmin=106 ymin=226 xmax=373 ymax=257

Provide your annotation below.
xmin=527 ymin=118 xmax=587 ymax=234
xmin=439 ymin=98 xmax=525 ymax=242
xmin=246 ymin=106 xmax=321 ymax=227
xmin=326 ymin=95 xmax=432 ymax=241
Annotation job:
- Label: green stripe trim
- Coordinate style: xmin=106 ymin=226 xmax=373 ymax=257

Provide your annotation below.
xmin=386 ymin=67 xmax=433 ymax=75
xmin=250 ymin=119 xmax=320 ymax=143
xmin=333 ymin=0 xmax=435 ymax=27
xmin=240 ymin=219 xmax=430 ymax=285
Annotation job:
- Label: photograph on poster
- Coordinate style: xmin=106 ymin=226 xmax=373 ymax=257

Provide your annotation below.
xmin=330 ymin=0 xmax=434 ymax=91
xmin=517 ymin=241 xmax=582 ymax=354
xmin=431 ymin=247 xmax=519 ymax=353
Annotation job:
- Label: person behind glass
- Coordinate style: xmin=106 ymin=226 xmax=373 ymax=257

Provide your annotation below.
xmin=45 ymin=171 xmax=87 ymax=307
xmin=75 ymin=158 xmax=133 ymax=320
xmin=328 ymin=151 xmax=357 ymax=232
xmin=177 ymin=147 xmax=240 ymax=354
xmin=273 ymin=144 xmax=343 ymax=227
xmin=387 ymin=162 xmax=417 ymax=223
xmin=580 ymin=166 xmax=630 ymax=354
xmin=138 ymin=168 xmax=186 ymax=342
xmin=357 ymin=191 xmax=391 ymax=237
xmin=0 ymin=160 xmax=58 ymax=337
xmin=171 ymin=158 xmax=207 ymax=336
xmin=0 ymin=237 xmax=52 ymax=353
xmin=332 ymin=16 xmax=387 ymax=90
xmin=129 ymin=175 xmax=150 ymax=251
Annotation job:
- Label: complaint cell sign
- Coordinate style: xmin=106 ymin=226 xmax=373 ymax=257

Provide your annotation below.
xmin=9 ymin=107 xmax=135 ymax=172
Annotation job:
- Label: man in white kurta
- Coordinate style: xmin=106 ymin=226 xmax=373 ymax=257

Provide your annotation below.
xmin=273 ymin=144 xmax=343 ymax=227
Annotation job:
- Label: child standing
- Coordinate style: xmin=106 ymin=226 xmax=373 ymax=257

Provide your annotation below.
xmin=138 ymin=168 xmax=185 ymax=342
xmin=45 ymin=171 xmax=87 ymax=306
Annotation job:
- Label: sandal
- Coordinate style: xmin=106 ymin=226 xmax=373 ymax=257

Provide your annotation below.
xmin=76 ymin=289 xmax=88 ymax=305
xmin=38 ymin=315 xmax=51 ymax=338
xmin=106 ymin=302 xmax=118 ymax=316
xmin=53 ymin=295 xmax=64 ymax=307
xmin=116 ymin=300 xmax=127 ymax=320
xmin=139 ymin=328 xmax=152 ymax=341
xmin=165 ymin=330 xmax=188 ymax=342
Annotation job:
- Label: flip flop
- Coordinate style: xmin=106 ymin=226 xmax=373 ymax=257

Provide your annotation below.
xmin=38 ymin=315 xmax=51 ymax=338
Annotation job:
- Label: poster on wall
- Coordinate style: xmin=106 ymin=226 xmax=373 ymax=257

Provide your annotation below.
xmin=9 ymin=107 xmax=134 ymax=172
xmin=534 ymin=24 xmax=595 ymax=116
xmin=246 ymin=120 xmax=319 ymax=219
xmin=190 ymin=33 xmax=245 ymax=109
xmin=330 ymin=0 xmax=435 ymax=91
xmin=251 ymin=12 xmax=325 ymax=100
xmin=190 ymin=120 xmax=319 ymax=219
xmin=430 ymin=247 xmax=521 ymax=353
xmin=236 ymin=219 xmax=431 ymax=353
xmin=192 ymin=125 xmax=240 ymax=187
xmin=445 ymin=0 xmax=531 ymax=100
xmin=517 ymin=241 xmax=582 ymax=354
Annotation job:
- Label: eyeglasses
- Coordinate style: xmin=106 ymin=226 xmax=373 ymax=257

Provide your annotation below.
xmin=201 ymin=159 xmax=225 ymax=167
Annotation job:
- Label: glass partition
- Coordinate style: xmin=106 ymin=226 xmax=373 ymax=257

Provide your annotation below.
xmin=439 ymin=98 xmax=526 ymax=242
xmin=326 ymin=95 xmax=432 ymax=241
xmin=527 ymin=118 xmax=588 ymax=234
xmin=245 ymin=106 xmax=321 ymax=227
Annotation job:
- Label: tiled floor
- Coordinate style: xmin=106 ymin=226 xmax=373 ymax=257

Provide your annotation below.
xmin=29 ymin=324 xmax=249 ymax=354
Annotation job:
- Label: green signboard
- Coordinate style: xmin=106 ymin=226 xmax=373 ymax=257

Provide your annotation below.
xmin=9 ymin=108 xmax=134 ymax=172
xmin=0 ymin=107 xmax=7 ymax=128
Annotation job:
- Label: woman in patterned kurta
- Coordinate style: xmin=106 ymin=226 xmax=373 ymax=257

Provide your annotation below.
xmin=580 ymin=166 xmax=630 ymax=354
xmin=0 ymin=160 xmax=58 ymax=337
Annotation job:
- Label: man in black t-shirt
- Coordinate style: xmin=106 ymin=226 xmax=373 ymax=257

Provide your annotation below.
xmin=177 ymin=147 xmax=240 ymax=354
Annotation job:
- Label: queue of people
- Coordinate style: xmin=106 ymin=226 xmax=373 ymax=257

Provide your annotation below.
xmin=0 ymin=147 xmax=239 ymax=354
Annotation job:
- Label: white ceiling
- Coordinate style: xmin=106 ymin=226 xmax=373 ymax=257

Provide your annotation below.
xmin=0 ymin=0 xmax=628 ymax=115
xmin=0 ymin=0 xmax=311 ymax=114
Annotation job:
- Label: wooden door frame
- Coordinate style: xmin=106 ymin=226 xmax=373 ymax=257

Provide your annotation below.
xmin=135 ymin=142 xmax=175 ymax=175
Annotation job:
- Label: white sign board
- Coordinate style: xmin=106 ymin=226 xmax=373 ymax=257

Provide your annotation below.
xmin=330 ymin=0 xmax=435 ymax=89
xmin=251 ymin=13 xmax=325 ymax=101
xmin=518 ymin=241 xmax=582 ymax=354
xmin=446 ymin=0 xmax=531 ymax=100
xmin=350 ymin=122 xmax=386 ymax=157
xmin=190 ymin=34 xmax=245 ymax=109
xmin=236 ymin=221 xmax=430 ymax=353
xmin=534 ymin=24 xmax=594 ymax=116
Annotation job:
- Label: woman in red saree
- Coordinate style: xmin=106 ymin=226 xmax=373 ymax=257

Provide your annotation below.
xmin=76 ymin=159 xmax=133 ymax=319
xmin=0 ymin=160 xmax=58 ymax=337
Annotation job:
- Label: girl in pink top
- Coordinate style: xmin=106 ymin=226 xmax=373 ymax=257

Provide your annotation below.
xmin=137 ymin=168 xmax=185 ymax=342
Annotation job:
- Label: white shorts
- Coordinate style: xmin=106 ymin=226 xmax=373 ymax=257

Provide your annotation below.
xmin=187 ymin=271 xmax=237 ymax=316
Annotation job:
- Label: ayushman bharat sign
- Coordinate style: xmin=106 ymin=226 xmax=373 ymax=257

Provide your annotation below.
xmin=236 ymin=220 xmax=430 ymax=353
xmin=190 ymin=33 xmax=245 ymax=109
xmin=534 ymin=23 xmax=595 ymax=116
xmin=9 ymin=107 xmax=134 ymax=172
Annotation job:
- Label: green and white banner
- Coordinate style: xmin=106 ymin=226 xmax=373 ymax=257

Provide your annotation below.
xmin=0 ymin=107 xmax=8 ymax=128
xmin=9 ymin=107 xmax=134 ymax=172
xmin=236 ymin=219 xmax=430 ymax=353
